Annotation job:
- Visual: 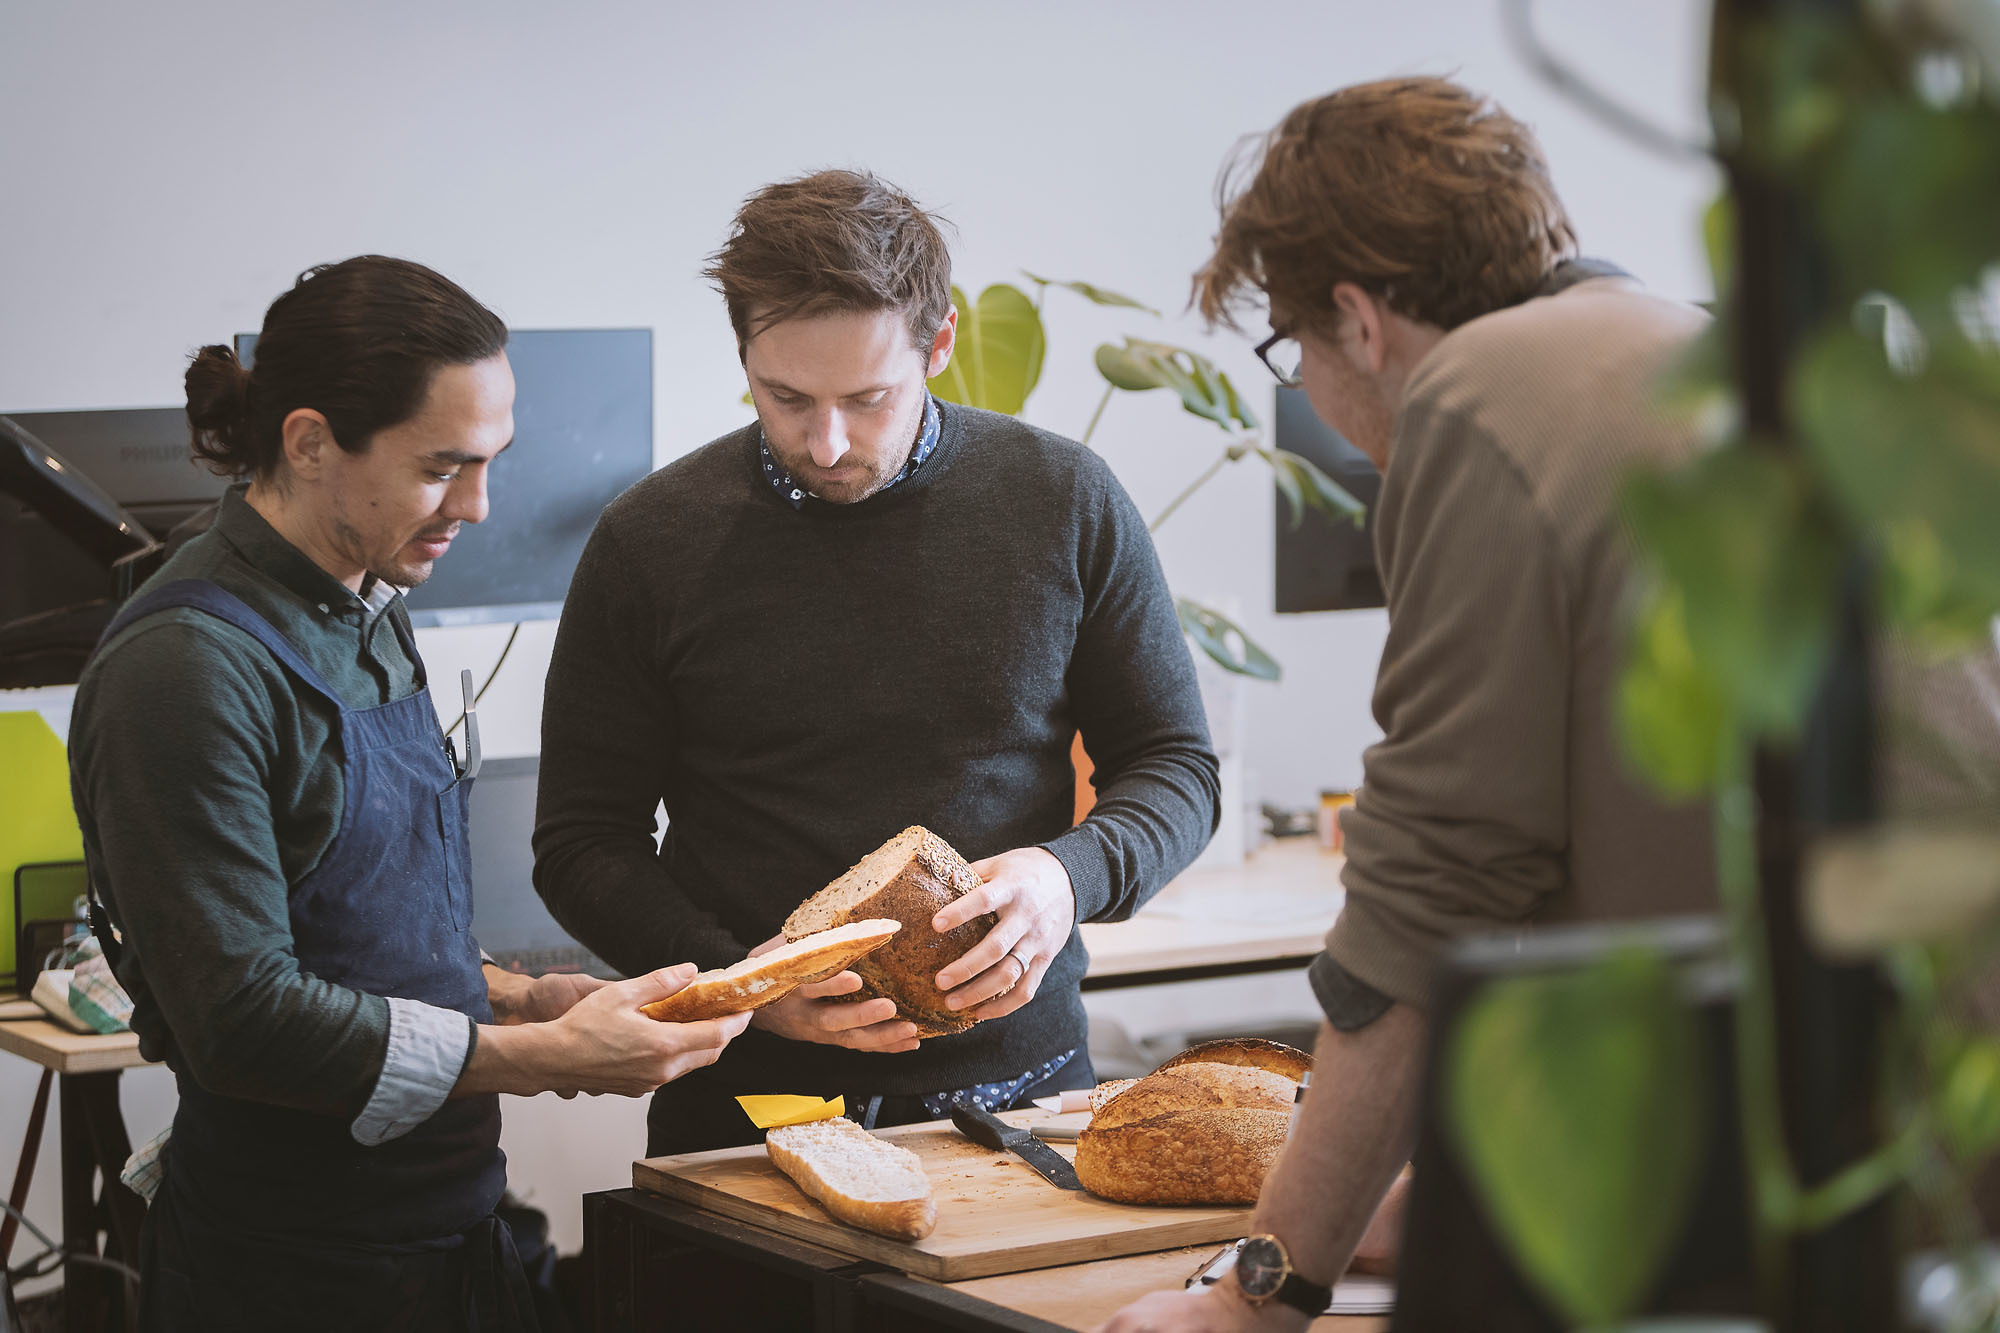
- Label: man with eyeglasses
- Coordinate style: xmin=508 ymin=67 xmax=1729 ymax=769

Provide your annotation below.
xmin=1105 ymin=76 xmax=1716 ymax=1330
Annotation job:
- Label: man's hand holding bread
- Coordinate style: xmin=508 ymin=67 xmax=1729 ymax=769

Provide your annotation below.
xmin=746 ymin=936 xmax=926 ymax=1053
xmin=931 ymin=845 xmax=1076 ymax=1022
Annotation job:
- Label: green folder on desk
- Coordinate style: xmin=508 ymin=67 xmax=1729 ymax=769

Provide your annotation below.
xmin=1 ymin=707 xmax=87 ymax=987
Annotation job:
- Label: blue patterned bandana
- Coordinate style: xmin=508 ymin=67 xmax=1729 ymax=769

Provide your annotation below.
xmin=758 ymin=392 xmax=941 ymax=510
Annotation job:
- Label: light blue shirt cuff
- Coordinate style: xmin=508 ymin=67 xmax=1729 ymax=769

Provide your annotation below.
xmin=350 ymin=996 xmax=474 ymax=1146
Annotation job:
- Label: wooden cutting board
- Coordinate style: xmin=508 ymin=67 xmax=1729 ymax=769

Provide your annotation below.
xmin=632 ymin=1109 xmax=1254 ymax=1280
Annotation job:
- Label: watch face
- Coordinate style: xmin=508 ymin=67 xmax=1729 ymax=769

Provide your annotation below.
xmin=1236 ymin=1236 xmax=1287 ymax=1299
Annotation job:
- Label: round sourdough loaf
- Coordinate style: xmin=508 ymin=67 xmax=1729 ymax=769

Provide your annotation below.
xmin=1152 ymin=1037 xmax=1313 ymax=1083
xmin=1074 ymin=1061 xmax=1300 ymax=1205
xmin=639 ymin=920 xmax=901 ymax=1023
xmin=782 ymin=826 xmax=995 ymax=1037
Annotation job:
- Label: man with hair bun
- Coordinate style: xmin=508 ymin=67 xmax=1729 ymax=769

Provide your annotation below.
xmin=1105 ymin=77 xmax=1716 ymax=1330
xmin=534 ymin=169 xmax=1221 ymax=1156
xmin=69 ymin=255 xmax=750 ymax=1331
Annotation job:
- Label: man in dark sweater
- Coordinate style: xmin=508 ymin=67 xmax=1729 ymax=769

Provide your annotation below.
xmin=534 ymin=170 xmax=1221 ymax=1154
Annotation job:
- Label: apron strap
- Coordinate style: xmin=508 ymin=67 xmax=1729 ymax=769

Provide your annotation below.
xmin=98 ymin=578 xmax=349 ymax=712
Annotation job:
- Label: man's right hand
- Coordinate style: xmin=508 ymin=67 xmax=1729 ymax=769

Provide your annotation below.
xmin=743 ymin=933 xmax=921 ymax=1053
xmin=457 ymin=963 xmax=752 ymax=1099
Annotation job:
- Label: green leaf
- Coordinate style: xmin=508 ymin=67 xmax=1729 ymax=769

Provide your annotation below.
xmin=1940 ymin=1035 xmax=2000 ymax=1161
xmin=1020 ymin=271 xmax=1161 ymax=316
xmin=1176 ymin=597 xmax=1280 ymax=681
xmin=1267 ymin=448 xmax=1365 ymax=529
xmin=1816 ymin=99 xmax=2000 ymax=313
xmin=1617 ymin=582 xmax=1730 ymax=797
xmin=1701 ymin=192 xmax=1735 ymax=296
xmin=1794 ymin=326 xmax=2000 ymax=622
xmin=1622 ymin=447 xmax=1844 ymax=735
xmin=1448 ymin=950 xmax=1710 ymax=1327
xmin=929 ymin=283 xmax=1046 ymax=416
xmin=1094 ymin=338 xmax=1259 ymax=432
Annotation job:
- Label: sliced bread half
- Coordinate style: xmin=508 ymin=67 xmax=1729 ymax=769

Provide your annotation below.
xmin=783 ymin=826 xmax=993 ymax=1037
xmin=639 ymin=920 xmax=901 ymax=1023
xmin=765 ymin=1116 xmax=938 ymax=1241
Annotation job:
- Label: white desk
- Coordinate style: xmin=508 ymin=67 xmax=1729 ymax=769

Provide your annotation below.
xmin=1080 ymin=837 xmax=1343 ymax=987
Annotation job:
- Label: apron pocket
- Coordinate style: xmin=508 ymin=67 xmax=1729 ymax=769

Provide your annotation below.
xmin=436 ymin=780 xmax=474 ymax=932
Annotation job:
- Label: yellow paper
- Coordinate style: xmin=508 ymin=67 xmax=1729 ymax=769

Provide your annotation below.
xmin=735 ymin=1094 xmax=846 ymax=1129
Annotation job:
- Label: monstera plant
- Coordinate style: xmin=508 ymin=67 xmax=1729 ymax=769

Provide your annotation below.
xmin=929 ymin=272 xmax=1363 ymax=681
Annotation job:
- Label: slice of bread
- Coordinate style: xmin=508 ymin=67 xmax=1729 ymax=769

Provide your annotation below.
xmin=1152 ymin=1037 xmax=1313 ymax=1083
xmin=765 ymin=1116 xmax=939 ymax=1241
xmin=639 ymin=920 xmax=901 ymax=1023
xmin=783 ymin=827 xmax=993 ymax=1037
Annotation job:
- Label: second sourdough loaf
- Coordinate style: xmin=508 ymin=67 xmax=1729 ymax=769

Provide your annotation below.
xmin=783 ymin=826 xmax=994 ymax=1037
xmin=765 ymin=1116 xmax=938 ymax=1241
xmin=1073 ymin=1043 xmax=1312 ymax=1205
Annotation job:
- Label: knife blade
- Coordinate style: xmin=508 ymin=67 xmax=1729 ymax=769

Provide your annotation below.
xmin=950 ymin=1100 xmax=1084 ymax=1190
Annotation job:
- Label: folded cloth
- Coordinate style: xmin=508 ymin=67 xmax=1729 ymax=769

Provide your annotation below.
xmin=64 ymin=933 xmax=133 ymax=1033
xmin=122 ymin=1127 xmax=171 ymax=1203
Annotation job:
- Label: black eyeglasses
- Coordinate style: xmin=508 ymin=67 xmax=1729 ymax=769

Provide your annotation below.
xmin=1254 ymin=330 xmax=1304 ymax=387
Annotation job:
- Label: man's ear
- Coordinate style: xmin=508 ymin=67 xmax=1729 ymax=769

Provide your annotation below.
xmin=280 ymin=408 xmax=335 ymax=480
xmin=1330 ymin=282 xmax=1389 ymax=375
xmin=925 ymin=305 xmax=959 ymax=379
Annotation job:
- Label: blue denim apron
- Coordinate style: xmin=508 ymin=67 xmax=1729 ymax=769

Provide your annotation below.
xmin=95 ymin=580 xmax=518 ymax=1327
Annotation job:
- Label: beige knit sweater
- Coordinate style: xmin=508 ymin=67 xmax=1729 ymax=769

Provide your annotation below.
xmin=1326 ymin=276 xmax=1718 ymax=1008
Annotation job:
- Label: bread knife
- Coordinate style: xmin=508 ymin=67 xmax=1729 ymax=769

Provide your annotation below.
xmin=950 ymin=1101 xmax=1084 ymax=1190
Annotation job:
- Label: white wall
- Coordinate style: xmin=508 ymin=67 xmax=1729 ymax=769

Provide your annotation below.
xmin=0 ymin=0 xmax=1717 ymax=1263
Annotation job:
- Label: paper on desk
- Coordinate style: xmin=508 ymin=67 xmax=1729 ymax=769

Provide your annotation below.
xmin=1032 ymin=1089 xmax=1094 ymax=1114
xmin=736 ymin=1094 xmax=846 ymax=1129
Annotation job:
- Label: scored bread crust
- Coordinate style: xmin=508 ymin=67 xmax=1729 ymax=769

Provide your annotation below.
xmin=1152 ymin=1038 xmax=1313 ymax=1083
xmin=1076 ymin=1060 xmax=1299 ymax=1205
xmin=639 ymin=920 xmax=901 ymax=1023
xmin=765 ymin=1118 xmax=939 ymax=1241
xmin=1074 ymin=1106 xmax=1290 ymax=1205
xmin=783 ymin=827 xmax=994 ymax=1037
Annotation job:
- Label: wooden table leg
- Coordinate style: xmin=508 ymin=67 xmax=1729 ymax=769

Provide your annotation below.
xmin=2 ymin=1067 xmax=53 ymax=1264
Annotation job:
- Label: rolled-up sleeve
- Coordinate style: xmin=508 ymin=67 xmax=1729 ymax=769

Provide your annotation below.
xmin=351 ymin=999 xmax=476 ymax=1146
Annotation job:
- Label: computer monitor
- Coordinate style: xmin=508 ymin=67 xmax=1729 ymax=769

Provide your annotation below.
xmin=466 ymin=755 xmax=616 ymax=978
xmin=1273 ymin=386 xmax=1384 ymax=613
xmin=236 ymin=327 xmax=655 ymax=627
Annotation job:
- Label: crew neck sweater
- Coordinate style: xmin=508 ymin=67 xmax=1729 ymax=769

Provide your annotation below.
xmin=534 ymin=400 xmax=1220 ymax=1093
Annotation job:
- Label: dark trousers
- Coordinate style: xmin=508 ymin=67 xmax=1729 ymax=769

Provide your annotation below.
xmin=645 ymin=1051 xmax=1097 ymax=1157
xmin=138 ymin=1172 xmax=539 ymax=1333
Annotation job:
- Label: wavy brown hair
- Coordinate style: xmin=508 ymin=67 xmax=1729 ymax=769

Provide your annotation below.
xmin=1195 ymin=77 xmax=1577 ymax=334
xmin=705 ymin=169 xmax=954 ymax=355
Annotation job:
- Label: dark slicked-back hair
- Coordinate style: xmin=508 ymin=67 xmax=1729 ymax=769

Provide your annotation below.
xmin=1195 ymin=77 xmax=1576 ymax=335
xmin=705 ymin=169 xmax=954 ymax=354
xmin=185 ymin=255 xmax=507 ymax=479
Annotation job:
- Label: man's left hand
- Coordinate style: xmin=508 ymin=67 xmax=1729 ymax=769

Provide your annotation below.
xmin=484 ymin=964 xmax=611 ymax=1026
xmin=1097 ymin=1281 xmax=1310 ymax=1333
xmin=931 ymin=846 xmax=1075 ymax=1021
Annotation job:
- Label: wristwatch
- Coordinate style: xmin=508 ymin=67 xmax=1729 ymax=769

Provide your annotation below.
xmin=1231 ymin=1234 xmax=1333 ymax=1316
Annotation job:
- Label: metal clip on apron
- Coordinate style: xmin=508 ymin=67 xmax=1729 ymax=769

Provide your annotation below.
xmin=92 ymin=580 xmax=528 ymax=1330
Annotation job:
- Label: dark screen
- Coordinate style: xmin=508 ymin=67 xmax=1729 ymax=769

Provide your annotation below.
xmin=1272 ymin=386 xmax=1384 ymax=613
xmin=234 ymin=327 xmax=655 ymax=627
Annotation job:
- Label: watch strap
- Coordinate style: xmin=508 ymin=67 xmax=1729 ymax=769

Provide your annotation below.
xmin=1274 ymin=1270 xmax=1334 ymax=1316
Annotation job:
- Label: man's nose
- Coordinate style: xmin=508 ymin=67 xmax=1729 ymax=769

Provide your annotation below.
xmin=806 ymin=411 xmax=850 ymax=469
xmin=446 ymin=469 xmax=490 ymax=525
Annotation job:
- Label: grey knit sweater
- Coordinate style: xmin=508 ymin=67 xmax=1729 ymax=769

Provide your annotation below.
xmin=533 ymin=400 xmax=1220 ymax=1094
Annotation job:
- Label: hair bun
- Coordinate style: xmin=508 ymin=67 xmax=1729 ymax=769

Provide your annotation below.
xmin=185 ymin=343 xmax=253 ymax=475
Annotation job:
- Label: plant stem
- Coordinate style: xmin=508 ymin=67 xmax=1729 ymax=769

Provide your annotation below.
xmin=1079 ymin=383 xmax=1115 ymax=448
xmin=1714 ymin=735 xmax=1801 ymax=1319
xmin=1148 ymin=451 xmax=1229 ymax=534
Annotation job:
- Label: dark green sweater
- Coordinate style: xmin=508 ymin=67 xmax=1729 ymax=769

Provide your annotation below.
xmin=68 ymin=489 xmax=412 ymax=1115
xmin=533 ymin=401 xmax=1220 ymax=1094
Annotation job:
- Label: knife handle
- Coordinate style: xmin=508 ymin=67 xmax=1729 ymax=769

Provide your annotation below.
xmin=950 ymin=1101 xmax=1009 ymax=1150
